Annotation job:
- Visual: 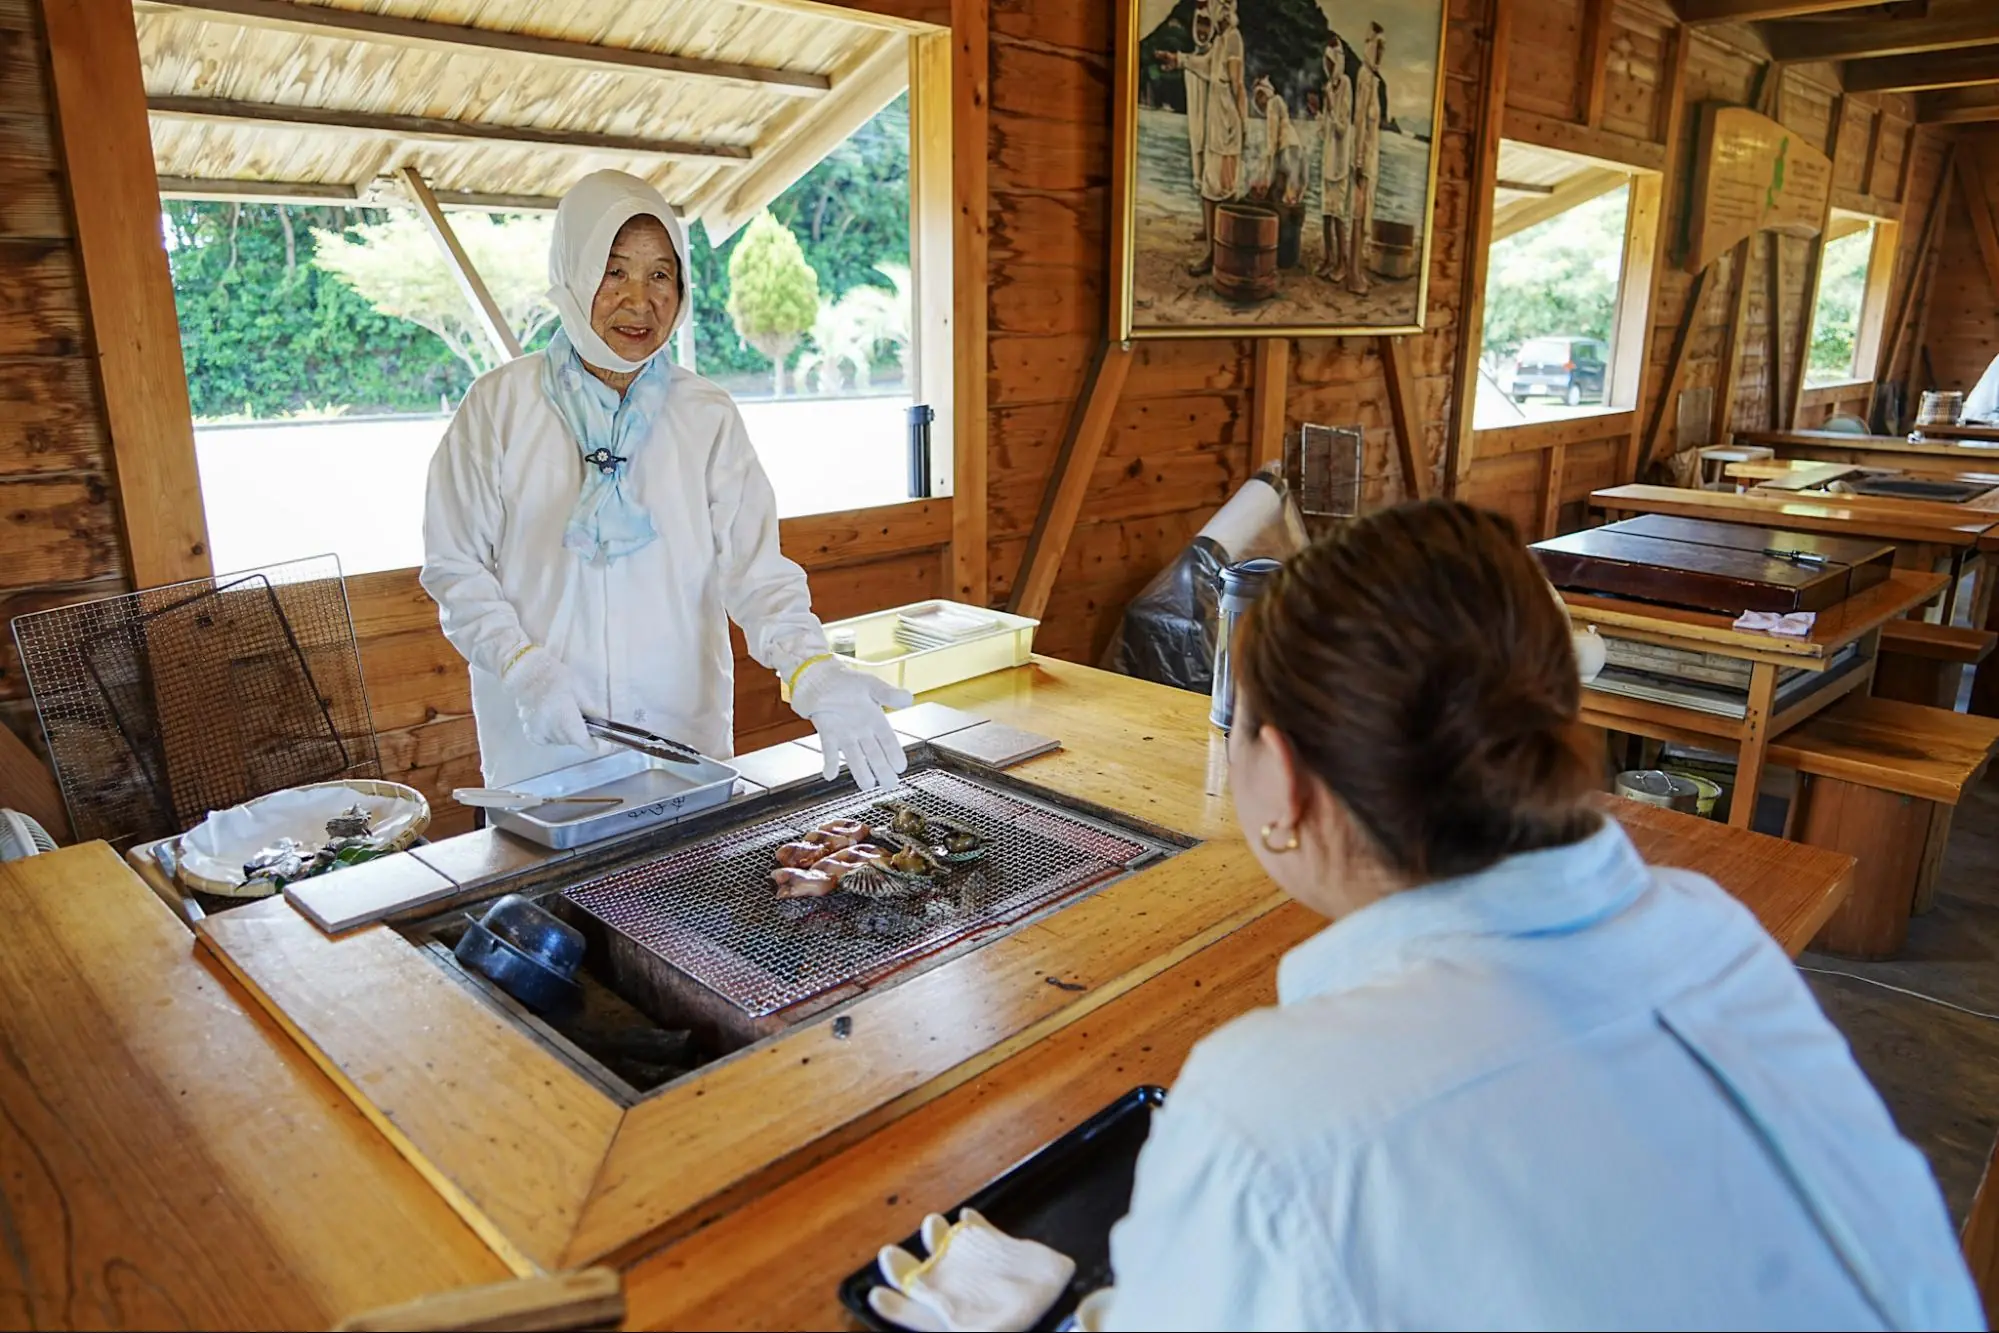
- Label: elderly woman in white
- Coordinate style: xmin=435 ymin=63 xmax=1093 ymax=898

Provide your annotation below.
xmin=421 ymin=171 xmax=908 ymax=791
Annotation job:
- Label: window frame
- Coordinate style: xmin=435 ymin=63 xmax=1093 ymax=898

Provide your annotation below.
xmin=1800 ymin=208 xmax=1901 ymax=392
xmin=1473 ymin=140 xmax=1665 ymax=437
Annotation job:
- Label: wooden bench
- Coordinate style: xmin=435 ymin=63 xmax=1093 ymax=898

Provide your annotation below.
xmin=1770 ymin=697 xmax=1999 ymax=958
xmin=1875 ymin=620 xmax=1999 ymax=710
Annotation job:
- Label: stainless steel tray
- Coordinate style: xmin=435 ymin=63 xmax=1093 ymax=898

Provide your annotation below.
xmin=490 ymin=749 xmax=740 ymax=850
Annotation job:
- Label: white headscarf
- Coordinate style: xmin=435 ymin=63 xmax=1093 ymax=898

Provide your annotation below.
xmin=545 ymin=170 xmax=691 ymax=374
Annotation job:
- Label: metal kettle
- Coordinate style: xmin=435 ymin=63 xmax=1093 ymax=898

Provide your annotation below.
xmin=1210 ymin=557 xmax=1284 ymax=732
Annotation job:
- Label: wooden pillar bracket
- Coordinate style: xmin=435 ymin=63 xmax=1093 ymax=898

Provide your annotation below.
xmin=400 ymin=166 xmax=522 ymax=362
xmin=1005 ymin=343 xmax=1134 ymax=623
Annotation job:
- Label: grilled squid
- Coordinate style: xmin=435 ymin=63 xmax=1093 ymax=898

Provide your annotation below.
xmin=774 ymin=841 xmax=831 ymax=868
xmin=821 ymin=818 xmax=872 ymax=841
xmin=771 ymin=866 xmax=837 ymax=898
xmin=817 ymin=844 xmax=887 ymax=880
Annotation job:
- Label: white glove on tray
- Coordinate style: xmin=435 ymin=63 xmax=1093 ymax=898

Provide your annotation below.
xmin=503 ymin=646 xmax=591 ymax=750
xmin=869 ymin=1208 xmax=1077 ymax=1333
xmin=792 ymin=657 xmax=913 ymax=791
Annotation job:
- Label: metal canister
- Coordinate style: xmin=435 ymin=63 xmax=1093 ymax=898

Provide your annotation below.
xmin=1210 ymin=557 xmax=1285 ymax=732
xmin=1614 ymin=769 xmax=1701 ymax=814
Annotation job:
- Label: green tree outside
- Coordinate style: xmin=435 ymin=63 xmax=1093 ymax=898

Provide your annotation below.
xmin=726 ymin=211 xmax=821 ymax=396
xmin=1480 ymin=186 xmax=1630 ymax=375
xmin=1805 ymin=224 xmax=1874 ymax=385
xmin=311 ymin=212 xmax=557 ymax=377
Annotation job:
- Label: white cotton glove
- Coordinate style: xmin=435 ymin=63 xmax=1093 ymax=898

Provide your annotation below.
xmin=791 ymin=657 xmax=913 ymax=791
xmin=502 ymin=646 xmax=591 ymax=751
xmin=868 ymin=1208 xmax=1077 ymax=1333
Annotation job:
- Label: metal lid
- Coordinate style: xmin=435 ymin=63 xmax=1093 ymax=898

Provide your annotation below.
xmin=1218 ymin=557 xmax=1284 ymax=609
xmin=1613 ymin=769 xmax=1701 ymax=812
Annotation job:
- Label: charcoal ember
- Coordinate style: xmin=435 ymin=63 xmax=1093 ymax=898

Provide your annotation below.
xmin=855 ymin=903 xmax=920 ymax=938
xmin=771 ymin=897 xmax=819 ymax=923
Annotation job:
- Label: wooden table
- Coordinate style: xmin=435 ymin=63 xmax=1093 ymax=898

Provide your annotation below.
xmin=1562 ymin=566 xmax=1948 ymax=827
xmin=616 ymin=795 xmax=1853 ymax=1331
xmin=1592 ymin=482 xmax=1998 ymax=626
xmin=1914 ymin=422 xmax=1999 ymax=443
xmin=1724 ymin=458 xmax=1857 ymax=489
xmin=1737 ymin=428 xmax=1999 ymax=477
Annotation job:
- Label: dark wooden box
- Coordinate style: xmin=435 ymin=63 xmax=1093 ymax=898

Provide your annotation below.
xmin=1533 ymin=515 xmax=1896 ymax=614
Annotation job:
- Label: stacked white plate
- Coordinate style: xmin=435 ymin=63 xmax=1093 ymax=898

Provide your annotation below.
xmin=894 ymin=604 xmax=1001 ymax=654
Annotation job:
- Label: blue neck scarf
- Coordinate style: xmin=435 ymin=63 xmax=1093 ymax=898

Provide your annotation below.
xmin=541 ymin=329 xmax=672 ymax=564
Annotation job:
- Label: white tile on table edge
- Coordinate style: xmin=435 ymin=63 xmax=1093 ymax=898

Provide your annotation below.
xmin=284 ymin=849 xmax=458 ymax=934
xmin=728 ymin=742 xmax=829 ymax=793
xmin=883 ymin=701 xmax=988 ymax=741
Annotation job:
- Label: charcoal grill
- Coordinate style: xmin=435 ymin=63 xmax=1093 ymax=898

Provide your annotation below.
xmin=1846 ymin=475 xmax=1995 ymax=504
xmin=408 ymin=752 xmax=1192 ymax=1100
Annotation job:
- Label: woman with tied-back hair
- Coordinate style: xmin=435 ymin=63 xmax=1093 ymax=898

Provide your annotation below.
xmin=1099 ymin=500 xmax=1978 ymax=1331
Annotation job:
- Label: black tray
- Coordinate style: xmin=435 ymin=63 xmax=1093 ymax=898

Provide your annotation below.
xmin=837 ymin=1085 xmax=1166 ymax=1332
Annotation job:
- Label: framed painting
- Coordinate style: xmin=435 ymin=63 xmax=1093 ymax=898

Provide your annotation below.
xmin=1111 ymin=0 xmax=1451 ymax=339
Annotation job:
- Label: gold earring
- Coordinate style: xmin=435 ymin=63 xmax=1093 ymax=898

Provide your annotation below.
xmin=1260 ymin=821 xmax=1300 ymax=854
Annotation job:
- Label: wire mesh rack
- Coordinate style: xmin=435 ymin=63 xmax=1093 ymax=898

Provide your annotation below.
xmin=10 ymin=555 xmax=381 ymax=847
xmin=562 ymin=767 xmax=1178 ymax=1019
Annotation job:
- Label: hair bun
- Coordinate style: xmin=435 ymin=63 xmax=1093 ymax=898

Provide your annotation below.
xmin=1233 ymin=500 xmax=1598 ymax=881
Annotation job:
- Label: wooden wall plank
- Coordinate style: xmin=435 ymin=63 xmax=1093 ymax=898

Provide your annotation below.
xmin=949 ymin=0 xmax=989 ymax=605
xmin=41 ymin=0 xmax=210 ymax=588
xmin=1450 ymin=0 xmax=1514 ymax=494
xmin=1249 ymin=339 xmax=1289 ymax=475
xmin=1008 ymin=343 xmax=1131 ymax=621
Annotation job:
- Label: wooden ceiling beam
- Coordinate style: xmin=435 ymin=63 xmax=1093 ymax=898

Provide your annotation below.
xmin=146 ymin=96 xmax=752 ymax=163
xmin=1767 ymin=1 xmax=1999 ymax=62
xmin=1918 ymin=83 xmax=1999 ymax=122
xmin=1680 ymin=0 xmax=1902 ymax=25
xmin=137 ymin=0 xmax=831 ymax=95
xmin=696 ymin=36 xmax=908 ymax=240
xmin=1844 ymin=45 xmax=1999 ymax=92
xmin=157 ymin=176 xmax=569 ymax=211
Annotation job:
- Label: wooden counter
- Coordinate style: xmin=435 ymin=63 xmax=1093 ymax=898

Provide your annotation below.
xmin=0 ymin=844 xmax=510 ymax=1330
xmin=617 ymin=797 xmax=1852 ymax=1331
xmin=3 ymin=660 xmax=1856 ymax=1329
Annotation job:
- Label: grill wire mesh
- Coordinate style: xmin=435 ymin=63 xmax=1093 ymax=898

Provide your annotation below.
xmin=11 ymin=556 xmax=380 ymax=847
xmin=563 ymin=768 xmax=1151 ymax=1018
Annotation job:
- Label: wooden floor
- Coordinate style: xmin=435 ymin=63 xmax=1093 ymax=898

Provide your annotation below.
xmin=1803 ymin=770 xmax=1999 ymax=1226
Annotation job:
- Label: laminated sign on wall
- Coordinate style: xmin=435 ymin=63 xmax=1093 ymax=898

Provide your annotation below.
xmin=1686 ymin=105 xmax=1833 ymax=273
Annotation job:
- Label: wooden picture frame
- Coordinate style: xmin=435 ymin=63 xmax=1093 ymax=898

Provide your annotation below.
xmin=1111 ymin=0 xmax=1450 ymax=340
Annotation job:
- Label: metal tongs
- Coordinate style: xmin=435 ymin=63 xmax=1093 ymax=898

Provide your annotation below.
xmin=583 ymin=714 xmax=702 ymax=766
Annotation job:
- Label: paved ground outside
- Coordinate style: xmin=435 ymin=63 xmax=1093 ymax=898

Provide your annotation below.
xmin=196 ymin=393 xmax=915 ymax=576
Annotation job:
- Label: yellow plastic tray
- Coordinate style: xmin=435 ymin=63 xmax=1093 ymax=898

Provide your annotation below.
xmin=784 ymin=601 xmax=1039 ymax=700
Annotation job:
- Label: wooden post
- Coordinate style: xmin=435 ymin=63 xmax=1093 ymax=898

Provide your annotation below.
xmin=1873 ymin=142 xmax=1955 ymax=432
xmin=1006 ymin=344 xmax=1133 ymax=622
xmin=1538 ymin=443 xmax=1568 ymax=539
xmin=1379 ymin=336 xmax=1428 ymax=501
xmin=1636 ymin=265 xmax=1715 ymax=470
xmin=909 ymin=30 xmax=956 ymax=498
xmin=1249 ymin=338 xmax=1290 ymax=474
xmin=1621 ymin=23 xmax=1690 ymax=481
xmin=1578 ymin=0 xmax=1617 ymax=129
xmin=1445 ymin=0 xmax=1513 ymax=496
xmin=41 ymin=0 xmax=213 ymax=587
xmin=948 ymin=0 xmax=989 ymax=605
xmin=1784 ymin=93 xmax=1846 ymax=429
xmin=400 ymin=167 xmax=522 ymax=362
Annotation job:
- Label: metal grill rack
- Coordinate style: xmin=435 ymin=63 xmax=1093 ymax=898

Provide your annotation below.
xmin=562 ymin=767 xmax=1177 ymax=1019
xmin=11 ymin=555 xmax=379 ymax=846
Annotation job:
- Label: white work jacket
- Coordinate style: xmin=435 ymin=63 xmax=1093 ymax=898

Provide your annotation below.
xmin=421 ymin=354 xmax=829 ymax=787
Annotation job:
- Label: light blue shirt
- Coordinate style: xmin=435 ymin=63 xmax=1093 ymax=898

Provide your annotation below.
xmin=1105 ymin=821 xmax=1981 ymax=1331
